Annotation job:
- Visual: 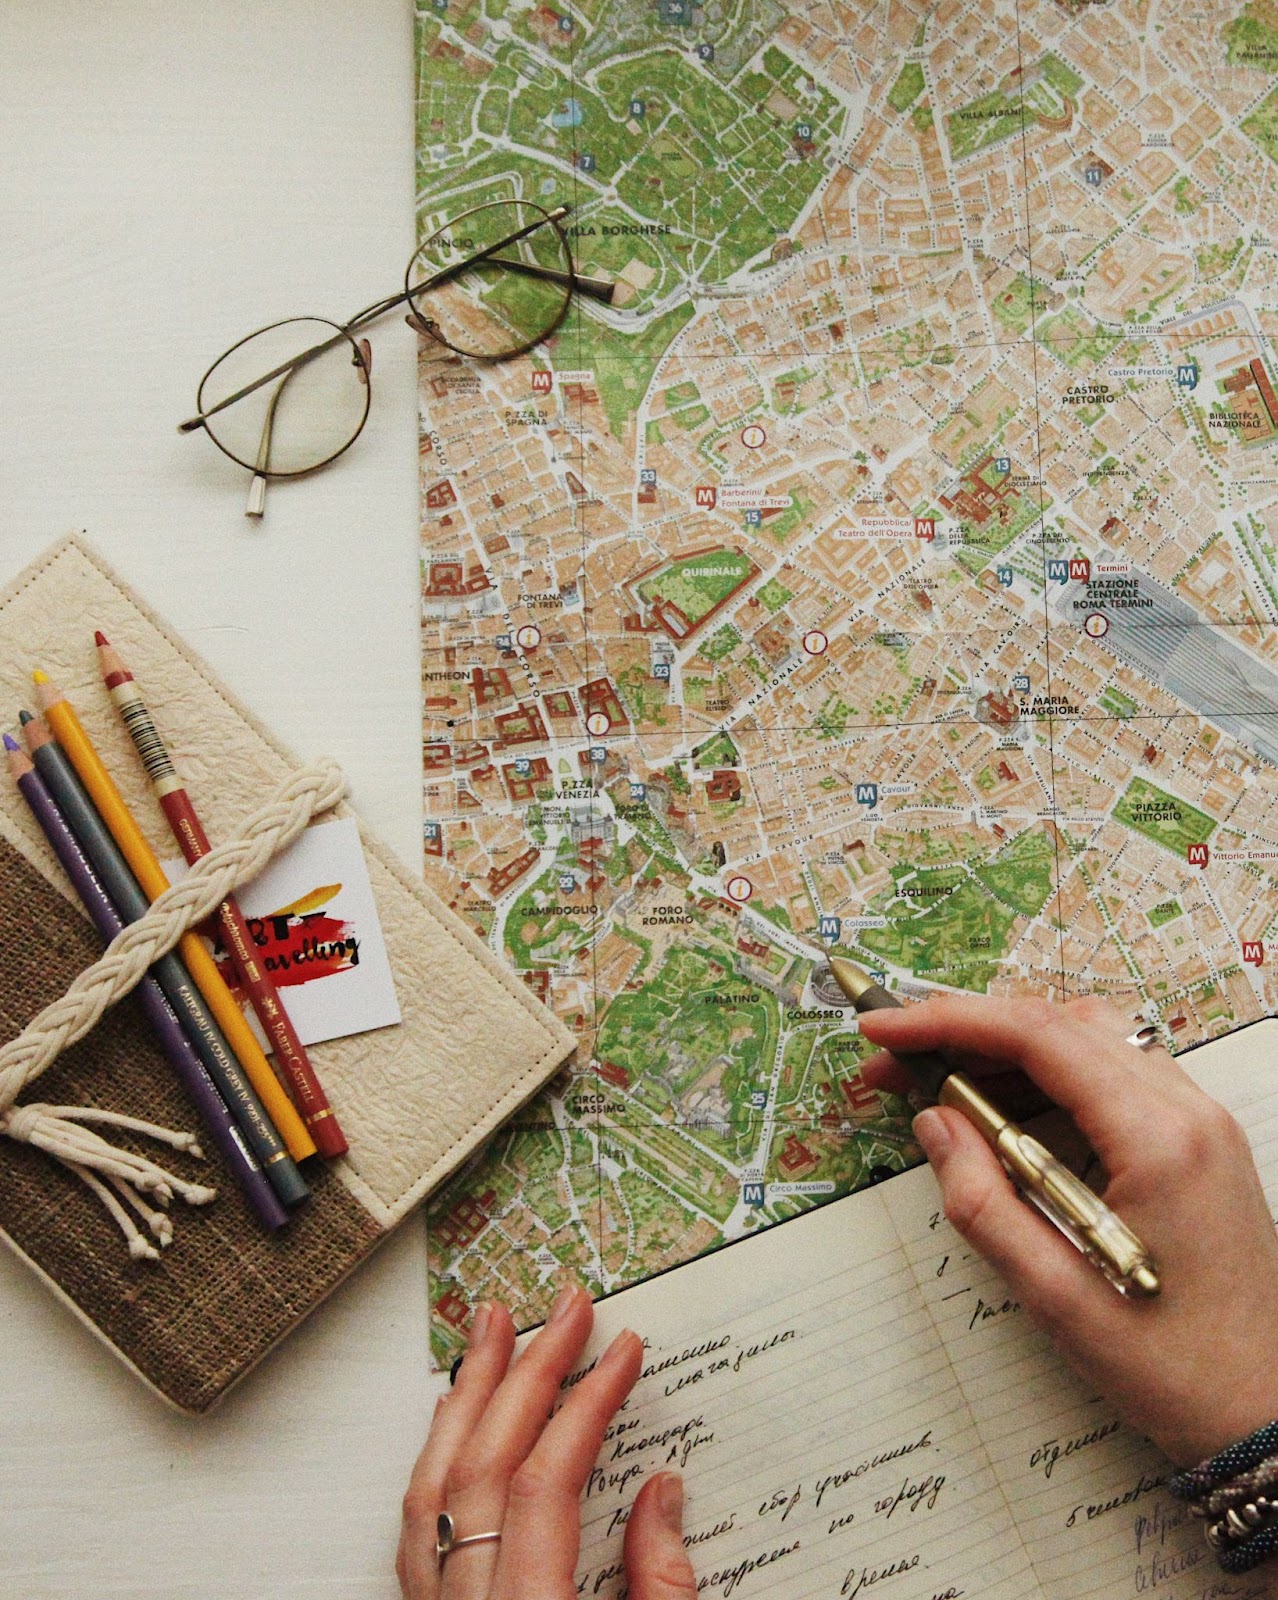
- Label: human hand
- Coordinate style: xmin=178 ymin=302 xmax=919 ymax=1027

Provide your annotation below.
xmin=397 ymin=1284 xmax=697 ymax=1600
xmin=859 ymin=994 xmax=1278 ymax=1467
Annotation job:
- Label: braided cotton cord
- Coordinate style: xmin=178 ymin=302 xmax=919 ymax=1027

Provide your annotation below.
xmin=0 ymin=757 xmax=346 ymax=1254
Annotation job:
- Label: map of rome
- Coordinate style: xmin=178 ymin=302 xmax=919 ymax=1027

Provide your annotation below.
xmin=416 ymin=0 xmax=1278 ymax=1361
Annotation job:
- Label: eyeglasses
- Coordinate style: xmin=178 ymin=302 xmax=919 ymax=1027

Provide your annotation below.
xmin=179 ymin=199 xmax=614 ymax=517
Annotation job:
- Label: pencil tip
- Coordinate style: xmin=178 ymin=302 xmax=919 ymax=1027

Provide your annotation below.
xmin=31 ymin=669 xmax=48 ymax=686
xmin=94 ymin=630 xmax=110 ymax=647
xmin=17 ymin=709 xmax=33 ymax=725
xmin=2 ymin=733 xmax=17 ymax=752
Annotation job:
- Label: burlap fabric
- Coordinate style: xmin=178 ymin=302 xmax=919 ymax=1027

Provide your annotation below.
xmin=0 ymin=834 xmax=383 ymax=1412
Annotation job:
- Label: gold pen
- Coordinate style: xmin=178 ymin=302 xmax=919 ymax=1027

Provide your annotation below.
xmin=827 ymin=958 xmax=1160 ymax=1298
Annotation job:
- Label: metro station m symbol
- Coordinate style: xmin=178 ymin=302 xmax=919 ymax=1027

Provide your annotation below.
xmin=1069 ymin=558 xmax=1090 ymax=582
xmin=695 ymin=485 xmax=717 ymax=508
xmin=855 ymin=782 xmax=878 ymax=807
xmin=1244 ymin=940 xmax=1265 ymax=966
xmin=1187 ymin=842 xmax=1209 ymax=867
xmin=531 ymin=370 xmax=553 ymax=394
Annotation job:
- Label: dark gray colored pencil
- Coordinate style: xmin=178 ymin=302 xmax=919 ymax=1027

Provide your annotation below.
xmin=20 ymin=712 xmax=308 ymax=1210
xmin=6 ymin=733 xmax=288 ymax=1231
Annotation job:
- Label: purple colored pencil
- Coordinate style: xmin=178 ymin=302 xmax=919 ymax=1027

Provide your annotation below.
xmin=4 ymin=732 xmax=287 ymax=1232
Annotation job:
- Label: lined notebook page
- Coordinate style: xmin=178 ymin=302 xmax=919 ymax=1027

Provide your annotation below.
xmin=556 ymin=1019 xmax=1278 ymax=1600
xmin=891 ymin=1154 xmax=1219 ymax=1600
xmin=573 ymin=1178 xmax=1037 ymax=1600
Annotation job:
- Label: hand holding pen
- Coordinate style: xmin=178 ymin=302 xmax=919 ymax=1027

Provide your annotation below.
xmin=855 ymin=987 xmax=1278 ymax=1469
xmin=829 ymin=959 xmax=1159 ymax=1296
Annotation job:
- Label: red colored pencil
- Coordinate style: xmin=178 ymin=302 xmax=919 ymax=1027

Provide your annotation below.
xmin=97 ymin=633 xmax=348 ymax=1158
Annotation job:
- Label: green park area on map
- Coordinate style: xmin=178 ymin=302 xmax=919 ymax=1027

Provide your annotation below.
xmin=1113 ymin=778 xmax=1218 ymax=858
xmin=416 ymin=0 xmax=1278 ymax=1359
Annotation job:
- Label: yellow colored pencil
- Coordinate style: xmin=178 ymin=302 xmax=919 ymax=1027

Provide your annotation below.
xmin=33 ymin=670 xmax=317 ymax=1163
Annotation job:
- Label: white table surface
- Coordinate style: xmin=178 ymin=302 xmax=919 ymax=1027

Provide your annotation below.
xmin=0 ymin=4 xmax=433 ymax=1594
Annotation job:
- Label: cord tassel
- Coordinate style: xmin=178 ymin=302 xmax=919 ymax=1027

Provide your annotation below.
xmin=39 ymin=1104 xmax=205 ymax=1159
xmin=108 ymin=1174 xmax=175 ymax=1247
xmin=68 ymin=1162 xmax=160 ymax=1261
xmin=2 ymin=1103 xmax=216 ymax=1205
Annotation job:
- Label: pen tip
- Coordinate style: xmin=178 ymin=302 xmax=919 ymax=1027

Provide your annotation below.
xmin=17 ymin=709 xmax=33 ymax=726
xmin=827 ymin=956 xmax=877 ymax=1002
xmin=31 ymin=669 xmax=48 ymax=686
xmin=2 ymin=733 xmax=17 ymax=752
xmin=94 ymin=630 xmax=110 ymax=647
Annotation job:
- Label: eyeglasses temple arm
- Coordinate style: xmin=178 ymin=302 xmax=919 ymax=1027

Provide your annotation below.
xmin=412 ymin=206 xmax=569 ymax=294
xmin=180 ymin=335 xmax=343 ymax=431
xmin=485 ymin=255 xmax=615 ymax=303
xmin=245 ymin=372 xmax=291 ymax=518
xmin=179 ymin=291 xmax=410 ymax=431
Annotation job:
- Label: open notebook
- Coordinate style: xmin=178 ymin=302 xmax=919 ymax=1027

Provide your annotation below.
xmin=546 ymin=1019 xmax=1278 ymax=1600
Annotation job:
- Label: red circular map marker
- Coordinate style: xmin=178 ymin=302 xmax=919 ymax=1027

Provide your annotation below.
xmin=741 ymin=424 xmax=766 ymax=449
xmin=515 ymin=624 xmax=541 ymax=650
xmin=803 ymin=630 xmax=828 ymax=656
xmin=726 ymin=875 xmax=753 ymax=903
xmin=1084 ymin=612 xmax=1109 ymax=638
xmin=586 ymin=711 xmax=611 ymax=736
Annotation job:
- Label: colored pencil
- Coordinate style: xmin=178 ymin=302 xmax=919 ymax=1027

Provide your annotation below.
xmin=20 ymin=712 xmax=309 ymax=1210
xmin=32 ymin=670 xmax=317 ymax=1166
xmin=5 ymin=733 xmax=288 ymax=1231
xmin=97 ymin=635 xmax=348 ymax=1158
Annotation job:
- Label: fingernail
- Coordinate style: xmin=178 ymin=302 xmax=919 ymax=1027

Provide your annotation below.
xmin=548 ymin=1283 xmax=582 ymax=1324
xmin=467 ymin=1302 xmax=492 ymax=1349
xmin=656 ymin=1472 xmax=683 ymax=1529
xmin=913 ymin=1108 xmax=951 ymax=1167
xmin=599 ymin=1327 xmax=639 ymax=1372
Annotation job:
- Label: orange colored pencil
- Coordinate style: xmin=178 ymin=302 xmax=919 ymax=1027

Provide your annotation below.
xmin=97 ymin=634 xmax=347 ymax=1157
xmin=33 ymin=669 xmax=317 ymax=1164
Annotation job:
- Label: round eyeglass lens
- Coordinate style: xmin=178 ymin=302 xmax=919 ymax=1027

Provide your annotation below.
xmin=196 ymin=316 xmax=371 ymax=477
xmin=407 ymin=199 xmax=573 ymax=359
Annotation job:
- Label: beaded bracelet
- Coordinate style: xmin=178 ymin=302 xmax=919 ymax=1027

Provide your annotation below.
xmin=1213 ymin=1519 xmax=1278 ymax=1576
xmin=1202 ymin=1453 xmax=1278 ymax=1516
xmin=1172 ymin=1421 xmax=1278 ymax=1573
xmin=1170 ymin=1421 xmax=1278 ymax=1500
